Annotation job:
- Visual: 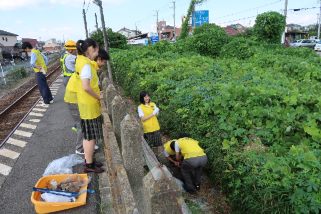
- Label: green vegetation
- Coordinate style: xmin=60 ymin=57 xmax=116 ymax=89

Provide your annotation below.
xmin=254 ymin=11 xmax=286 ymax=44
xmin=90 ymin=28 xmax=127 ymax=49
xmin=110 ymin=12 xmax=321 ymax=213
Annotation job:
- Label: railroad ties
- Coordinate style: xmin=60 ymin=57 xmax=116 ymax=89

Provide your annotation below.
xmin=0 ymin=76 xmax=62 ymax=188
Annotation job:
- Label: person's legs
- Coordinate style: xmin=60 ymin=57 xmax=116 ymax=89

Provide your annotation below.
xmin=63 ymin=76 xmax=70 ymax=87
xmin=181 ymin=160 xmax=196 ymax=193
xmin=68 ymin=104 xmax=84 ymax=152
xmin=193 ymin=156 xmax=208 ymax=188
xmin=36 ymin=72 xmax=47 ymax=102
xmin=83 ymin=139 xmax=95 ymax=163
xmin=82 ymin=118 xmax=104 ymax=173
xmin=36 ymin=72 xmax=53 ymax=103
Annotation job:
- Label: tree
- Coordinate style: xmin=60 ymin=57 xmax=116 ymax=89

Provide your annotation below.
xmin=254 ymin=11 xmax=286 ymax=44
xmin=190 ymin=23 xmax=229 ymax=57
xmin=180 ymin=0 xmax=207 ymax=39
xmin=90 ymin=29 xmax=127 ymax=49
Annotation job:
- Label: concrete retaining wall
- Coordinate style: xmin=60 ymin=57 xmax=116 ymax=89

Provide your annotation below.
xmin=101 ymin=82 xmax=189 ymax=214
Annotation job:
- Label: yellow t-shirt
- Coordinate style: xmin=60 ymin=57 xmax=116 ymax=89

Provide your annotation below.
xmin=177 ymin=138 xmax=206 ymax=159
xmin=138 ymin=102 xmax=160 ymax=133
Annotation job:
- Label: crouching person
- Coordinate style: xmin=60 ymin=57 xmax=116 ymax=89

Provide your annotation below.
xmin=164 ymin=134 xmax=207 ymax=194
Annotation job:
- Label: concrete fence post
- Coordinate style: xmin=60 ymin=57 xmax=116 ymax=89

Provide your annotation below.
xmin=104 ymin=84 xmax=117 ymax=117
xmin=111 ymin=95 xmax=127 ymax=138
xmin=143 ymin=166 xmax=184 ymax=214
xmin=120 ymin=114 xmax=145 ymax=211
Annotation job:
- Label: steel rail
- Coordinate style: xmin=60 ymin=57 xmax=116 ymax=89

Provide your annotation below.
xmin=0 ymin=65 xmax=61 ymax=148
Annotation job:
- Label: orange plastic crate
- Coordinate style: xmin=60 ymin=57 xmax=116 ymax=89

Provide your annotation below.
xmin=31 ymin=174 xmax=88 ymax=214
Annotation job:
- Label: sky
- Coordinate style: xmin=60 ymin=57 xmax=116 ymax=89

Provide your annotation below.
xmin=0 ymin=0 xmax=319 ymax=41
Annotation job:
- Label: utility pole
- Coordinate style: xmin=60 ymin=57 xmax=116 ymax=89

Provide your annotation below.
xmin=95 ymin=13 xmax=99 ymax=31
xmin=82 ymin=7 xmax=89 ymax=38
xmin=172 ymin=0 xmax=176 ymax=41
xmin=155 ymin=10 xmax=159 ymax=36
xmin=93 ymin=0 xmax=113 ymax=83
xmin=281 ymin=0 xmax=288 ymax=44
xmin=318 ymin=0 xmax=321 ymax=39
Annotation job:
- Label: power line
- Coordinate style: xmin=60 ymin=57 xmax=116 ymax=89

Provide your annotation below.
xmin=217 ymin=15 xmax=257 ymax=25
xmin=215 ymin=0 xmax=283 ymax=21
xmin=288 ymin=6 xmax=319 ymax=12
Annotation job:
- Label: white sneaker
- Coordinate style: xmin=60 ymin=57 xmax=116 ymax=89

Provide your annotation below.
xmin=95 ymin=145 xmax=99 ymax=150
xmin=49 ymin=100 xmax=54 ymax=104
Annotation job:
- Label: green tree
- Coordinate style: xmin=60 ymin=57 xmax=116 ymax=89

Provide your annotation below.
xmin=180 ymin=0 xmax=206 ymax=39
xmin=190 ymin=23 xmax=229 ymax=57
xmin=90 ymin=29 xmax=127 ymax=49
xmin=254 ymin=11 xmax=285 ymax=44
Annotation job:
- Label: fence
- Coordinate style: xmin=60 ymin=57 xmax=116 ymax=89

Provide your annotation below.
xmin=101 ymin=79 xmax=190 ymax=214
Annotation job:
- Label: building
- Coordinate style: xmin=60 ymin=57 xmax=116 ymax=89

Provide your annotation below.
xmin=224 ymin=24 xmax=246 ymax=36
xmin=43 ymin=39 xmax=61 ymax=53
xmin=285 ymin=24 xmax=308 ymax=42
xmin=0 ymin=30 xmax=18 ymax=51
xmin=117 ymin=27 xmax=141 ymax=38
xmin=157 ymin=21 xmax=181 ymax=40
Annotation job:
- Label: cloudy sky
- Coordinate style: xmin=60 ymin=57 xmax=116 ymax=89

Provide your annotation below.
xmin=0 ymin=0 xmax=319 ymax=41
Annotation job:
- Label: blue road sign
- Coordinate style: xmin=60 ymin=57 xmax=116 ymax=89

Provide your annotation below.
xmin=192 ymin=10 xmax=209 ymax=27
xmin=150 ymin=33 xmax=159 ymax=45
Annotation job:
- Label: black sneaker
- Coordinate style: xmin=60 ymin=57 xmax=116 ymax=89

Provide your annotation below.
xmin=84 ymin=165 xmax=104 ymax=173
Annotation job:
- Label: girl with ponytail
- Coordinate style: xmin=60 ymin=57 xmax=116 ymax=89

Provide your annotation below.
xmin=74 ymin=38 xmax=104 ymax=173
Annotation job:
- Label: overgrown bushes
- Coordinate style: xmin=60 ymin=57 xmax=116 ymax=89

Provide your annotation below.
xmin=110 ymin=12 xmax=321 ymax=213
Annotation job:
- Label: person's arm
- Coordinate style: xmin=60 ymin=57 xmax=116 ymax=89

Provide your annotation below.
xmin=163 ymin=150 xmax=180 ymax=167
xmin=153 ymin=105 xmax=160 ymax=115
xmin=41 ymin=53 xmax=48 ymax=65
xmin=82 ymin=79 xmax=100 ymax=100
xmin=138 ymin=106 xmax=156 ymax=122
xmin=175 ymin=141 xmax=181 ymax=162
xmin=80 ymin=64 xmax=100 ymax=100
xmin=65 ymin=55 xmax=76 ymax=72
xmin=141 ymin=113 xmax=155 ymax=122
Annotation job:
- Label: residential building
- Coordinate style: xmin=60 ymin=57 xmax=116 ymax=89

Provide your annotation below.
xmin=157 ymin=21 xmax=181 ymax=40
xmin=285 ymin=24 xmax=308 ymax=42
xmin=43 ymin=39 xmax=61 ymax=53
xmin=224 ymin=24 xmax=246 ymax=36
xmin=117 ymin=27 xmax=141 ymax=38
xmin=0 ymin=30 xmax=18 ymax=51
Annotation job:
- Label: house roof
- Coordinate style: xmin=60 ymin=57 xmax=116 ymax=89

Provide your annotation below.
xmin=118 ymin=28 xmax=134 ymax=33
xmin=0 ymin=30 xmax=18 ymax=36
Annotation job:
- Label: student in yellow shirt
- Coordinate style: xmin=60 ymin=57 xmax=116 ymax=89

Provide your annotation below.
xmin=64 ymin=48 xmax=109 ymax=155
xmin=163 ymin=133 xmax=208 ymax=194
xmin=75 ymin=38 xmax=104 ymax=173
xmin=138 ymin=91 xmax=162 ymax=150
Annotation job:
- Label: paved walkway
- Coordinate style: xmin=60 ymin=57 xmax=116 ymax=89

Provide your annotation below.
xmin=0 ymin=75 xmax=99 ymax=214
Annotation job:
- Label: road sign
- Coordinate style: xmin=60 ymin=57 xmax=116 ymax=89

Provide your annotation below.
xmin=149 ymin=32 xmax=159 ymax=45
xmin=192 ymin=10 xmax=209 ymax=27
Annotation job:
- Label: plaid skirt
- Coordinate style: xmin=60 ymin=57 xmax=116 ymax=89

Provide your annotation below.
xmin=144 ymin=130 xmax=162 ymax=147
xmin=81 ymin=115 xmax=103 ymax=141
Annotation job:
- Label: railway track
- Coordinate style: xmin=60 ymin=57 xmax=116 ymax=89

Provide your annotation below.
xmin=0 ymin=62 xmax=62 ymax=147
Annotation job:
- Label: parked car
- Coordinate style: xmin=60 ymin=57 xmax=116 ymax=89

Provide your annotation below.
xmin=314 ymin=41 xmax=321 ymax=51
xmin=290 ymin=39 xmax=316 ymax=48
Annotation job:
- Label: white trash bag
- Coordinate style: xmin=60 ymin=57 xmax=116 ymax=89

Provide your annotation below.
xmin=43 ymin=154 xmax=84 ymax=176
